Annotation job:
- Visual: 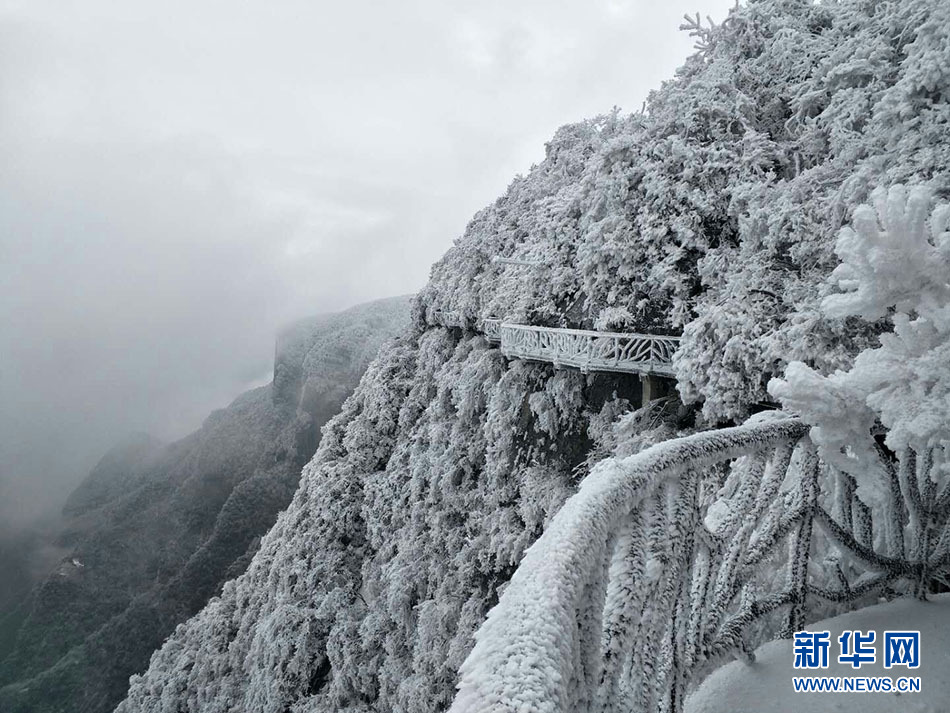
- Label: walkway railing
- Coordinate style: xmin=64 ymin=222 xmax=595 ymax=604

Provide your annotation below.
xmin=500 ymin=324 xmax=678 ymax=376
xmin=429 ymin=311 xmax=679 ymax=376
xmin=429 ymin=309 xmax=467 ymax=329
xmin=449 ymin=416 xmax=948 ymax=713
xmin=482 ymin=318 xmax=502 ymax=343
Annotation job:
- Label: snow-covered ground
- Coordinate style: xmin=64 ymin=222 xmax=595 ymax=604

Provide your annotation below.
xmin=686 ymin=594 xmax=950 ymax=713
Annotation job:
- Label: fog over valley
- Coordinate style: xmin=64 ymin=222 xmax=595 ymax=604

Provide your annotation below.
xmin=1 ymin=0 xmax=732 ymax=531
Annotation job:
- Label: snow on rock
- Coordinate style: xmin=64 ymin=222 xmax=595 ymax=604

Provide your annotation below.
xmin=117 ymin=332 xmax=628 ymax=713
xmin=686 ymin=594 xmax=950 ymax=713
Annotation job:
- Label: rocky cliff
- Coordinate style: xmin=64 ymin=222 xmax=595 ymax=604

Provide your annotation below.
xmin=0 ymin=296 xmax=410 ymax=713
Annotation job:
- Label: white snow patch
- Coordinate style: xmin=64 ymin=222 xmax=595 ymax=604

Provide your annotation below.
xmin=686 ymin=594 xmax=950 ymax=713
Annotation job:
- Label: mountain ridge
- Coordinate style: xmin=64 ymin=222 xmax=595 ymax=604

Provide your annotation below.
xmin=0 ymin=295 xmax=411 ymax=713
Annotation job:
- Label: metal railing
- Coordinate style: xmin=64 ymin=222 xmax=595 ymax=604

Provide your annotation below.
xmin=500 ymin=324 xmax=678 ymax=376
xmin=429 ymin=309 xmax=467 ymax=329
xmin=428 ymin=311 xmax=679 ymax=376
xmin=450 ymin=417 xmax=948 ymax=713
xmin=481 ymin=318 xmax=502 ymax=343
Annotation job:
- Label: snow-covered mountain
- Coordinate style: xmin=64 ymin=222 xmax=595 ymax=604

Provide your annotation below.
xmin=91 ymin=1 xmax=950 ymax=711
xmin=0 ymin=296 xmax=410 ymax=713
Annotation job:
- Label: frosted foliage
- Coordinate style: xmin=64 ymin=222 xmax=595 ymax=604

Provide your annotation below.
xmin=771 ymin=186 xmax=950 ymax=473
xmin=824 ymin=186 xmax=950 ymax=320
xmin=453 ymin=408 xmax=948 ymax=712
xmin=768 ymin=361 xmax=879 ymax=486
xmin=416 ymin=0 xmax=950 ymax=421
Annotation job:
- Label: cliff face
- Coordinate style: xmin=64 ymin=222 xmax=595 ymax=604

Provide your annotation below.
xmin=111 ymin=2 xmax=950 ymax=712
xmin=0 ymin=296 xmax=410 ymax=713
xmin=120 ymin=327 xmax=653 ymax=713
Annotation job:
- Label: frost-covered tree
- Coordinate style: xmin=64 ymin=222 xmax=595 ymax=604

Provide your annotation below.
xmin=769 ymin=185 xmax=950 ymax=472
xmin=421 ymin=0 xmax=950 ymax=421
xmin=770 ymin=184 xmax=950 ymax=491
xmin=770 ymin=184 xmax=950 ymax=595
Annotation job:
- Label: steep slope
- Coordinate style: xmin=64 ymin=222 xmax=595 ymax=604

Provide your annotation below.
xmin=0 ymin=524 xmax=67 ymax=663
xmin=60 ymin=432 xmax=166 ymax=521
xmin=121 ymin=329 xmax=653 ymax=713
xmin=1 ymin=437 xmax=167 ymax=660
xmin=118 ymin=2 xmax=950 ymax=712
xmin=0 ymin=296 xmax=410 ymax=713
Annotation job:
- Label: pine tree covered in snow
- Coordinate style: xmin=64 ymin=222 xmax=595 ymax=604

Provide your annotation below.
xmin=116 ymin=2 xmax=950 ymax=712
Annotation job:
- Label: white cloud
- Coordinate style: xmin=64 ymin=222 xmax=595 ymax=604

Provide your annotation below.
xmin=0 ymin=0 xmax=735 ymax=523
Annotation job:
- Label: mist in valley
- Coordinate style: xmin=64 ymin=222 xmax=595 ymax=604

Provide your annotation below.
xmin=0 ymin=0 xmax=732 ymax=631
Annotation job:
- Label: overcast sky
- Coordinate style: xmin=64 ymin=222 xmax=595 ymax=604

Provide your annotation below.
xmin=0 ymin=0 xmax=734 ymax=526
